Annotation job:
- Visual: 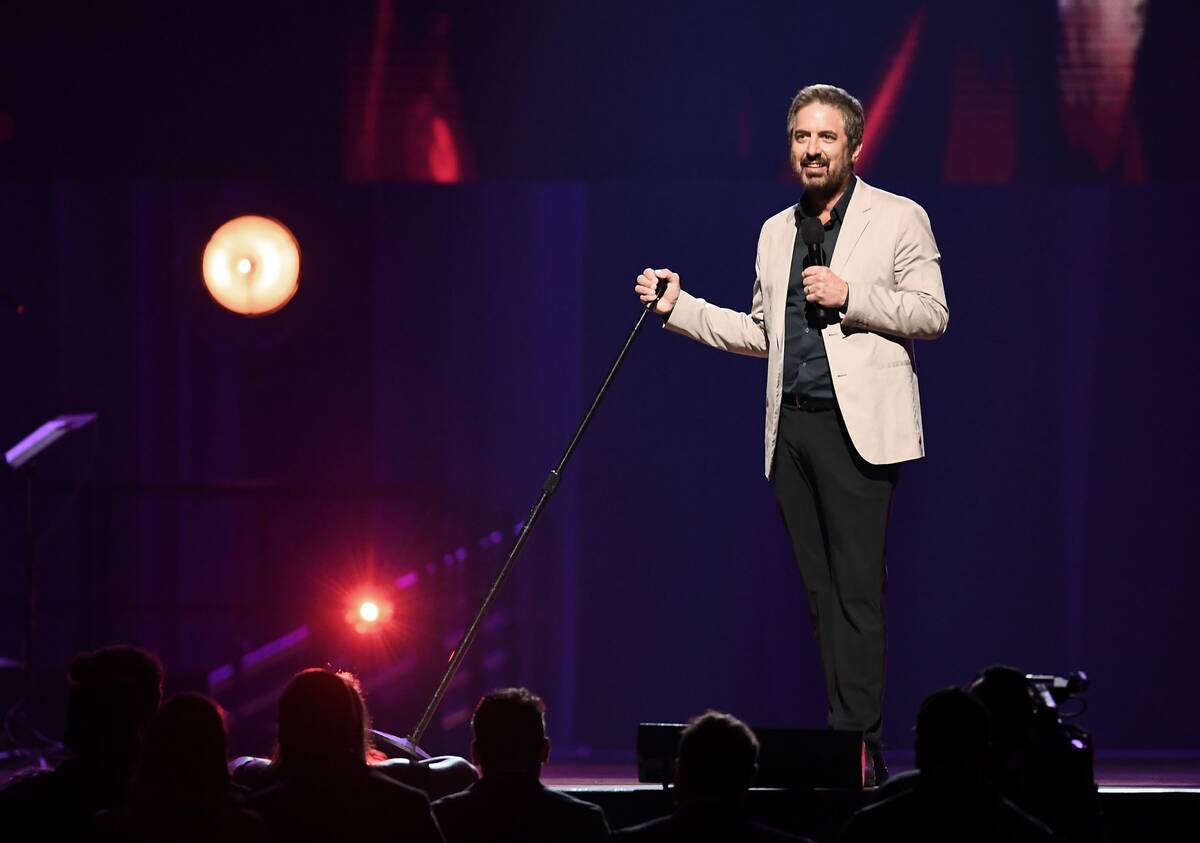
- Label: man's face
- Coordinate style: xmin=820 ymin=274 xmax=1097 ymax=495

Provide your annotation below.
xmin=790 ymin=102 xmax=859 ymax=195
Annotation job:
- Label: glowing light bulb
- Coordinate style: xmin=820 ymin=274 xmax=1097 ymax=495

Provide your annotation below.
xmin=359 ymin=601 xmax=380 ymax=623
xmin=202 ymin=215 xmax=300 ymax=316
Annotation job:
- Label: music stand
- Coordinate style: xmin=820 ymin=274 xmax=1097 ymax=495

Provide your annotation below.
xmin=5 ymin=414 xmax=97 ymax=706
xmin=6 ymin=414 xmax=98 ymax=470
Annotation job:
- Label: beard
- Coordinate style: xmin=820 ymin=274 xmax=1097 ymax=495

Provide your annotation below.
xmin=793 ymin=151 xmax=852 ymax=200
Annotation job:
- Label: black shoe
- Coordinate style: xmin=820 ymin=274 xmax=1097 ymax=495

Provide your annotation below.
xmin=865 ymin=748 xmax=890 ymax=787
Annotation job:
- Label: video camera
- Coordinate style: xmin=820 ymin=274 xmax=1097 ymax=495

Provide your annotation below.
xmin=1024 ymin=670 xmax=1095 ymax=790
xmin=1025 ymin=670 xmax=1089 ymax=715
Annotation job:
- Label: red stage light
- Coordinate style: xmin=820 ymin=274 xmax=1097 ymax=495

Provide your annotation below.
xmin=346 ymin=593 xmax=394 ymax=634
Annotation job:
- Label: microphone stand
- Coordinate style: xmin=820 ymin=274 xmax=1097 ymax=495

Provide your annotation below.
xmin=401 ymin=280 xmax=669 ymax=756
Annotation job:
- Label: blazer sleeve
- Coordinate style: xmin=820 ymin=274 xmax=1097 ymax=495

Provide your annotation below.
xmin=663 ymin=233 xmax=770 ymax=358
xmin=842 ymin=201 xmax=949 ymax=340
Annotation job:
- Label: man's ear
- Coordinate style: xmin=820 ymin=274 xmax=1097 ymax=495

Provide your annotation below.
xmin=470 ymin=739 xmax=481 ymax=768
xmin=539 ymin=738 xmax=551 ymax=764
xmin=851 ymin=143 xmax=863 ymax=166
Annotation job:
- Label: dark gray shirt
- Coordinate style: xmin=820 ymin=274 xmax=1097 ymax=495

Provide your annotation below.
xmin=782 ymin=175 xmax=857 ymax=398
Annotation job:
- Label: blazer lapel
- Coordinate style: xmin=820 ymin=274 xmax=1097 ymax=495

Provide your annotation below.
xmin=829 ymin=178 xmax=873 ymax=277
xmin=768 ymin=205 xmax=798 ymax=338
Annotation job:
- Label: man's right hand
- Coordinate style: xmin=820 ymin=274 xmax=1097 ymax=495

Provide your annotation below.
xmin=634 ymin=267 xmax=681 ymax=316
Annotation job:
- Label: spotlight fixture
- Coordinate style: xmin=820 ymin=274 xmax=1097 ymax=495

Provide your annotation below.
xmin=202 ymin=215 xmax=300 ymax=316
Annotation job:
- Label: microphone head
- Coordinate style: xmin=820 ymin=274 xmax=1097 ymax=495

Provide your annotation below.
xmin=799 ymin=217 xmax=825 ymax=246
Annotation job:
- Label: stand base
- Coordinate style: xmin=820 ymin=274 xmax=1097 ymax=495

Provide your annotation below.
xmin=370 ymin=728 xmax=432 ymax=762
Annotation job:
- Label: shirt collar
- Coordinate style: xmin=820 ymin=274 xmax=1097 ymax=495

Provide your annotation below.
xmin=797 ymin=173 xmax=858 ymax=226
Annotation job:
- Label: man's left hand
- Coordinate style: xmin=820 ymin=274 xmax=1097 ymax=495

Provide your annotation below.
xmin=801 ymin=266 xmax=849 ymax=309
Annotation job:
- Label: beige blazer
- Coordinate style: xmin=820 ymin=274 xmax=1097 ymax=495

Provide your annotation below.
xmin=666 ymin=178 xmax=948 ymax=476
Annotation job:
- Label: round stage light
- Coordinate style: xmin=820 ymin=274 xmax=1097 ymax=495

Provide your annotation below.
xmin=359 ymin=601 xmax=380 ymax=623
xmin=202 ymin=215 xmax=300 ymax=316
xmin=345 ymin=593 xmax=394 ymax=635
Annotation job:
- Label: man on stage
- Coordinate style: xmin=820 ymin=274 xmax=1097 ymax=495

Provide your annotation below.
xmin=634 ymin=84 xmax=948 ymax=785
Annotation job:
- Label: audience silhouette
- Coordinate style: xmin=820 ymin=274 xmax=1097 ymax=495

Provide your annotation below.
xmin=431 ymin=687 xmax=609 ymax=842
xmin=0 ymin=645 xmax=1114 ymax=843
xmin=246 ymin=667 xmax=443 ymax=842
xmin=614 ymin=711 xmax=814 ymax=842
xmin=231 ymin=670 xmax=477 ymax=800
xmin=0 ymin=645 xmax=163 ymax=839
xmin=839 ymin=687 xmax=1053 ymax=842
xmin=89 ymin=692 xmax=264 ymax=841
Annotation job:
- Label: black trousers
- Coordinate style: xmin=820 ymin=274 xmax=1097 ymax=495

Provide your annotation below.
xmin=772 ymin=402 xmax=898 ymax=749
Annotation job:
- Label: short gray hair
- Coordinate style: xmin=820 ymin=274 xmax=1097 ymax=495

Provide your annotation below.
xmin=786 ymin=84 xmax=865 ymax=152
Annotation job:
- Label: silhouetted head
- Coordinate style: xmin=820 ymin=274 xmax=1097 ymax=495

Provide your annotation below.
xmin=135 ymin=693 xmax=231 ymax=807
xmin=274 ymin=668 xmax=363 ymax=773
xmin=914 ymin=687 xmax=990 ymax=784
xmin=64 ymin=645 xmax=164 ymax=766
xmin=471 ymin=688 xmax=549 ymax=777
xmin=675 ymin=711 xmax=759 ymax=805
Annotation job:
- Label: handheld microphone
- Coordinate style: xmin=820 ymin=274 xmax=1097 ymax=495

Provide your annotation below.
xmin=799 ymin=217 xmax=833 ymax=321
